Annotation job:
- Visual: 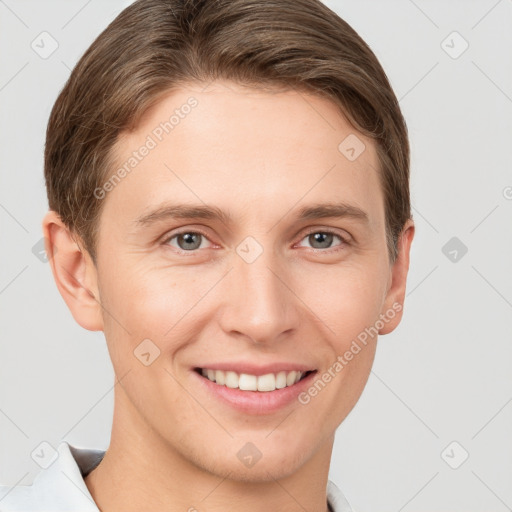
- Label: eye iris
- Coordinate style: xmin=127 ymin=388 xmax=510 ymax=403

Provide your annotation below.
xmin=177 ymin=233 xmax=202 ymax=250
xmin=309 ymin=232 xmax=333 ymax=249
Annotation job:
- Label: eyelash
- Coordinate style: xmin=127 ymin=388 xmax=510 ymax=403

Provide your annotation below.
xmin=161 ymin=227 xmax=350 ymax=255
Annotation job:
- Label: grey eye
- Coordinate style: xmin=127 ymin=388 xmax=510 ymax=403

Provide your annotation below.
xmin=299 ymin=231 xmax=344 ymax=250
xmin=173 ymin=232 xmax=203 ymax=251
xmin=307 ymin=232 xmax=335 ymax=249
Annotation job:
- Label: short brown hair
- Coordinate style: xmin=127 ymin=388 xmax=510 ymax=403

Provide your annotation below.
xmin=44 ymin=0 xmax=411 ymax=263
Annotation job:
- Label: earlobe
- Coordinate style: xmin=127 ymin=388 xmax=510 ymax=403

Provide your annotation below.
xmin=379 ymin=219 xmax=415 ymax=335
xmin=42 ymin=211 xmax=104 ymax=331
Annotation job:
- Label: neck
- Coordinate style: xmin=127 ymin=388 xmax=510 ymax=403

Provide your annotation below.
xmin=85 ymin=383 xmax=334 ymax=512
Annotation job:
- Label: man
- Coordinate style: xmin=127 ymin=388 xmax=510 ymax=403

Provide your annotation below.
xmin=0 ymin=0 xmax=414 ymax=510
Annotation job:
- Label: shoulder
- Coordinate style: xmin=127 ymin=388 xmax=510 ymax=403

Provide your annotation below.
xmin=0 ymin=441 xmax=104 ymax=511
xmin=327 ymin=479 xmax=362 ymax=512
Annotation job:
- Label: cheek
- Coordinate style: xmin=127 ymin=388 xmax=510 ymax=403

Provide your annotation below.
xmin=98 ymin=258 xmax=194 ymax=334
xmin=298 ymin=260 xmax=388 ymax=341
xmin=96 ymin=258 xmax=219 ymax=385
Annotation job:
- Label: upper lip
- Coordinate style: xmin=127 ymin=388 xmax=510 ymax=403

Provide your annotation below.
xmin=194 ymin=362 xmax=316 ymax=376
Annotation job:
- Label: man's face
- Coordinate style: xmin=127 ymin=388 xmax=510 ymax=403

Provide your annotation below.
xmin=91 ymin=80 xmax=404 ymax=480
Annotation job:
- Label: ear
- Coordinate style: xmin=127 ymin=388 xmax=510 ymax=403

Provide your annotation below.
xmin=379 ymin=219 xmax=415 ymax=335
xmin=42 ymin=210 xmax=104 ymax=331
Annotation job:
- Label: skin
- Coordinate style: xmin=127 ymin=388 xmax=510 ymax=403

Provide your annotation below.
xmin=43 ymin=80 xmax=414 ymax=512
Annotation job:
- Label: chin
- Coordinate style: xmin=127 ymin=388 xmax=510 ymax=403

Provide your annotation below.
xmin=207 ymin=453 xmax=308 ymax=483
xmin=180 ymin=434 xmax=315 ymax=483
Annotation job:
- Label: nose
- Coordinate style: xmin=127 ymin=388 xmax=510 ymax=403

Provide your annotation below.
xmin=217 ymin=243 xmax=301 ymax=345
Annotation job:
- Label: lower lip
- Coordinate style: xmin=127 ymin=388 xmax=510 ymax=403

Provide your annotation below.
xmin=192 ymin=370 xmax=317 ymax=415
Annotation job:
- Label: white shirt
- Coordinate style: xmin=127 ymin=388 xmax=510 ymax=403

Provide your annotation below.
xmin=0 ymin=442 xmax=356 ymax=511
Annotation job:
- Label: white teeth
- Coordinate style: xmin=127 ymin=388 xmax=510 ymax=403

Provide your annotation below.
xmin=257 ymin=373 xmax=275 ymax=392
xmin=225 ymin=371 xmax=239 ymax=389
xmin=215 ymin=370 xmax=225 ymax=385
xmin=239 ymin=374 xmax=258 ymax=391
xmin=199 ymin=368 xmax=308 ymax=392
xmin=286 ymin=371 xmax=297 ymax=386
xmin=275 ymin=371 xmax=287 ymax=389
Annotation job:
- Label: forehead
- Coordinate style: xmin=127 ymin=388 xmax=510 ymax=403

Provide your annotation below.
xmin=103 ymin=80 xmax=384 ymax=231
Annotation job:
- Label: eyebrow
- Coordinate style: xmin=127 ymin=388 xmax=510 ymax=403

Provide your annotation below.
xmin=296 ymin=203 xmax=369 ymax=224
xmin=134 ymin=201 xmax=369 ymax=227
xmin=135 ymin=204 xmax=232 ymax=227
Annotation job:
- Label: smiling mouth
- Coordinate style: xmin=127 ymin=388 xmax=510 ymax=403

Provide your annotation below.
xmin=194 ymin=368 xmax=315 ymax=392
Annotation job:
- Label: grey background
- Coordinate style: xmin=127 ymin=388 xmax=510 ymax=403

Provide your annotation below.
xmin=1 ymin=1 xmax=511 ymax=511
